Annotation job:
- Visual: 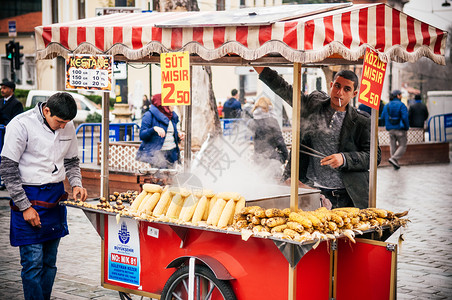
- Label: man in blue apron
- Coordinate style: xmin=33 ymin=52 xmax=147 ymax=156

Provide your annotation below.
xmin=0 ymin=92 xmax=87 ymax=300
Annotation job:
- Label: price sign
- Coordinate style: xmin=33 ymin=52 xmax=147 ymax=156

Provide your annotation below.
xmin=358 ymin=48 xmax=387 ymax=110
xmin=66 ymin=55 xmax=112 ymax=91
xmin=160 ymin=51 xmax=190 ymax=106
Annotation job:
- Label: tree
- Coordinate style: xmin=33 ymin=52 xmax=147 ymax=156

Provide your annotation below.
xmin=159 ymin=0 xmax=222 ymax=148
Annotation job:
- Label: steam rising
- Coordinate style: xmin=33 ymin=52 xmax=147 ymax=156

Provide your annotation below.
xmin=191 ymin=121 xmax=289 ymax=199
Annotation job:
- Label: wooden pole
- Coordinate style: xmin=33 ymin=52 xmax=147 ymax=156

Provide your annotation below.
xmin=288 ymin=62 xmax=302 ymax=300
xmin=100 ymin=92 xmax=110 ymax=199
xmin=368 ymin=108 xmax=378 ymax=208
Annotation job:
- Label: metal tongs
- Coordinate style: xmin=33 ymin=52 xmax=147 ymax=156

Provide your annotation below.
xmin=300 ymin=144 xmax=327 ymax=159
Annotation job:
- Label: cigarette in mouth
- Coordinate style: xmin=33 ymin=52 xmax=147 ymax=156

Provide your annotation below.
xmin=339 ymin=99 xmax=341 ymax=107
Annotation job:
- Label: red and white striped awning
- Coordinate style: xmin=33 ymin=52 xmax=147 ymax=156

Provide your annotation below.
xmin=35 ymin=3 xmax=448 ymax=65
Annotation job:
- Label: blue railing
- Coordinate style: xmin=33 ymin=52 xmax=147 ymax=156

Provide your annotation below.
xmin=76 ymin=123 xmax=140 ymax=163
xmin=428 ymin=113 xmax=452 ymax=142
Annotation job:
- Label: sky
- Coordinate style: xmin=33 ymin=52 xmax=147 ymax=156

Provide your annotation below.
xmin=403 ymin=0 xmax=452 ymax=30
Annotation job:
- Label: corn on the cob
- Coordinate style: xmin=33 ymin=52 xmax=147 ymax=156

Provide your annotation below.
xmin=327 ymin=221 xmax=338 ymax=231
xmin=288 ymin=212 xmax=313 ymax=229
xmin=234 ymin=197 xmax=246 ymax=215
xmin=368 ymin=208 xmax=388 ymax=218
xmin=265 ymin=208 xmax=285 ymax=218
xmin=142 ymin=183 xmax=163 ymax=193
xmin=271 ymin=224 xmax=288 ymax=233
xmin=143 ymin=193 xmax=161 ymax=215
xmin=282 ymin=208 xmax=292 ymax=217
xmin=153 ymin=190 xmax=172 ymax=216
xmin=129 ymin=190 xmax=148 ymax=212
xmin=216 ymin=192 xmax=241 ymax=201
xmin=286 ymin=221 xmax=305 ymax=233
xmin=240 ymin=206 xmax=261 ymax=215
xmin=192 ymin=196 xmax=208 ymax=223
xmin=283 ymin=228 xmax=299 ymax=239
xmin=235 ymin=220 xmax=249 ymax=229
xmin=166 ymin=194 xmax=185 ymax=219
xmin=179 ymin=195 xmax=199 ymax=222
xmin=136 ymin=193 xmax=153 ymax=213
xmin=207 ymin=196 xmax=217 ymax=217
xmin=265 ymin=217 xmax=286 ymax=228
xmin=254 ymin=207 xmax=266 ymax=218
xmin=217 ymin=199 xmax=236 ymax=228
xmin=207 ymin=198 xmax=227 ymax=226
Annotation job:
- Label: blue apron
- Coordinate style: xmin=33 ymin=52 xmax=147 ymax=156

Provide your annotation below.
xmin=10 ymin=182 xmax=69 ymax=247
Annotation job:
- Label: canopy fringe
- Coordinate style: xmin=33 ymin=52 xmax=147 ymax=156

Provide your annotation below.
xmin=36 ymin=41 xmax=446 ymax=66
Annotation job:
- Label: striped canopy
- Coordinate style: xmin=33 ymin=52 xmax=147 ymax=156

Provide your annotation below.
xmin=35 ymin=3 xmax=448 ymax=65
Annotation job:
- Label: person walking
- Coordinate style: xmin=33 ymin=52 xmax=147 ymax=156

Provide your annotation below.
xmin=408 ymin=94 xmax=429 ymax=128
xmin=0 ymin=81 xmax=24 ymax=126
xmin=223 ymin=89 xmax=242 ymax=118
xmin=380 ymin=90 xmax=410 ymax=169
xmin=255 ymin=67 xmax=381 ymax=209
xmin=0 ymin=92 xmax=87 ymax=300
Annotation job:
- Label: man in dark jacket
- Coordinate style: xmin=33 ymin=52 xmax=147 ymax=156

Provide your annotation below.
xmin=223 ymin=89 xmax=242 ymax=118
xmin=0 ymin=81 xmax=24 ymax=125
xmin=408 ymin=94 xmax=429 ymax=128
xmin=255 ymin=67 xmax=381 ymax=209
xmin=380 ymin=90 xmax=410 ymax=170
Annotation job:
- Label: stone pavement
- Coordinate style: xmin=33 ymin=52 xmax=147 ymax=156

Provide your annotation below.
xmin=0 ymin=162 xmax=451 ymax=300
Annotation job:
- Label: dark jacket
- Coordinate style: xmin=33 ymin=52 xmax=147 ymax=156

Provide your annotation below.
xmin=223 ymin=97 xmax=242 ymax=118
xmin=259 ymin=67 xmax=381 ymax=208
xmin=0 ymin=94 xmax=23 ymax=125
xmin=136 ymin=105 xmax=180 ymax=167
xmin=380 ymin=98 xmax=409 ymax=131
xmin=248 ymin=112 xmax=288 ymax=164
xmin=408 ymin=101 xmax=429 ymax=128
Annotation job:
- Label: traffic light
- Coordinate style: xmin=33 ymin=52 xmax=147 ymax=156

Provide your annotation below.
xmin=14 ymin=42 xmax=23 ymax=70
xmin=5 ymin=40 xmax=15 ymax=62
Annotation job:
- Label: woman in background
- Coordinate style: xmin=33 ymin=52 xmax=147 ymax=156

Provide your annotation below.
xmin=136 ymin=94 xmax=183 ymax=169
xmin=249 ymin=97 xmax=288 ymax=178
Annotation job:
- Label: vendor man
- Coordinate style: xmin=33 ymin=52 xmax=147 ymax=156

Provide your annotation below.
xmin=255 ymin=67 xmax=381 ymax=209
xmin=0 ymin=92 xmax=87 ymax=300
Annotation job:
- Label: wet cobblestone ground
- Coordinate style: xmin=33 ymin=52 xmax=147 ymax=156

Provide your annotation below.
xmin=0 ymin=162 xmax=451 ymax=299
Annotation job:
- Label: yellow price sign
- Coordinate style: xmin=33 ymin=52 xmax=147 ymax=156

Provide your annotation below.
xmin=160 ymin=52 xmax=191 ymax=106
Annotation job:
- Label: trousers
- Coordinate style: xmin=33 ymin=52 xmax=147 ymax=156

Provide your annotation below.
xmin=19 ymin=238 xmax=60 ymax=300
xmin=388 ymin=129 xmax=408 ymax=161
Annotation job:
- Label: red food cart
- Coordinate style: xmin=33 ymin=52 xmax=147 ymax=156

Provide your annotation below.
xmin=35 ymin=3 xmax=447 ymax=299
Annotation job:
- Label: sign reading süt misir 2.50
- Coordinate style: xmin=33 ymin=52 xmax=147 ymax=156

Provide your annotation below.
xmin=66 ymin=54 xmax=112 ymax=91
xmin=160 ymin=51 xmax=190 ymax=106
xmin=358 ymin=48 xmax=387 ymax=110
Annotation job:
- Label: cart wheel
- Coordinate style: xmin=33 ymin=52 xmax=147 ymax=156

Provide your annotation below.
xmin=161 ymin=265 xmax=236 ymax=300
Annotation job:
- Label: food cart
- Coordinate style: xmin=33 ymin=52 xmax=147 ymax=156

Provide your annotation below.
xmin=34 ymin=3 xmax=447 ymax=299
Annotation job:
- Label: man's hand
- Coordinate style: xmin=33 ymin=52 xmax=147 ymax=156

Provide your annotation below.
xmin=320 ymin=153 xmax=344 ymax=169
xmin=23 ymin=207 xmax=41 ymax=227
xmin=73 ymin=186 xmax=88 ymax=202
xmin=154 ymin=126 xmax=166 ymax=138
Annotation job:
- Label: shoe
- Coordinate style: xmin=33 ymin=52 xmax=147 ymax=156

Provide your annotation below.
xmin=388 ymin=158 xmax=400 ymax=170
xmin=0 ymin=185 xmax=5 ymax=191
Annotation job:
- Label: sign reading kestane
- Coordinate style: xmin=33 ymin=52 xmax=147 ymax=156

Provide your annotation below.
xmin=358 ymin=48 xmax=387 ymax=110
xmin=66 ymin=54 xmax=112 ymax=91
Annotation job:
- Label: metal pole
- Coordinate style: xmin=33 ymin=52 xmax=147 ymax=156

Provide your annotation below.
xmin=368 ymin=108 xmax=378 ymax=208
xmin=100 ymin=92 xmax=110 ymax=199
xmin=288 ymin=62 xmax=302 ymax=300
xmin=183 ymin=65 xmax=192 ymax=173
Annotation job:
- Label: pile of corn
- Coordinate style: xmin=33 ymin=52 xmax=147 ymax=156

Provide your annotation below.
xmin=233 ymin=206 xmax=408 ymax=243
xmin=63 ymin=183 xmax=409 ymax=243
xmin=122 ymin=184 xmax=246 ymax=228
